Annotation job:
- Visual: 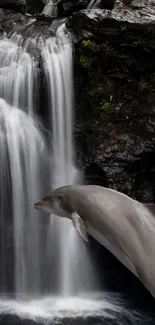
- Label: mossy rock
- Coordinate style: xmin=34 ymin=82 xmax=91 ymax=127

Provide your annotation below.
xmin=82 ymin=40 xmax=100 ymax=52
xmin=99 ymin=102 xmax=113 ymax=119
xmin=89 ymin=86 xmax=106 ymax=97
xmin=79 ymin=55 xmax=93 ymax=68
xmin=82 ymin=39 xmax=111 ymax=54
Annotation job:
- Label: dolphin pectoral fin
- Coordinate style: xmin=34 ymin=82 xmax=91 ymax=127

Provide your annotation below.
xmin=72 ymin=212 xmax=88 ymax=242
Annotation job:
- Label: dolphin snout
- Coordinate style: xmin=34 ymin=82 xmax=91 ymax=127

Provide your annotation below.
xmin=34 ymin=201 xmax=47 ymax=210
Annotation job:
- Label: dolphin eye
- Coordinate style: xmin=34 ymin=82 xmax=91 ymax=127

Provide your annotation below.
xmin=57 ymin=195 xmax=62 ymax=200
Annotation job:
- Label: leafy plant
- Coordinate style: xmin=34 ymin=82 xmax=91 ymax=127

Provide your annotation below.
xmin=79 ymin=55 xmax=93 ymax=68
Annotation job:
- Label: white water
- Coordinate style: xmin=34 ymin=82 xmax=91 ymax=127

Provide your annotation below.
xmin=0 ymin=292 xmax=146 ymax=324
xmin=87 ymin=0 xmax=101 ymax=9
xmin=0 ymin=24 xmax=97 ymax=298
xmin=0 ymin=35 xmax=47 ymax=296
xmin=42 ymin=0 xmax=58 ymax=17
xmin=0 ymin=35 xmax=38 ymax=115
xmin=41 ymin=24 xmax=97 ymax=295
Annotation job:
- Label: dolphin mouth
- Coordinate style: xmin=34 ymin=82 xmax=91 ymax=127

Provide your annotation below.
xmin=34 ymin=201 xmax=47 ymax=210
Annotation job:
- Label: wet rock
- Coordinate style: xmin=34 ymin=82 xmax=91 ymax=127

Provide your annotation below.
xmin=67 ymin=4 xmax=155 ymax=42
xmin=0 ymin=8 xmax=28 ymax=34
xmin=84 ymin=163 xmax=109 ymax=186
xmin=0 ymin=8 xmax=53 ymax=37
xmin=70 ymin=3 xmax=155 ymax=201
xmin=41 ymin=2 xmax=57 ymax=18
xmin=100 ymin=0 xmax=115 ymax=10
xmin=58 ymin=0 xmax=89 ymax=17
xmin=26 ymin=0 xmax=44 ymax=14
xmin=0 ymin=0 xmax=26 ymax=12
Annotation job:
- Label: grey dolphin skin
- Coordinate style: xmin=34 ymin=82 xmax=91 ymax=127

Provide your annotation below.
xmin=34 ymin=185 xmax=155 ymax=298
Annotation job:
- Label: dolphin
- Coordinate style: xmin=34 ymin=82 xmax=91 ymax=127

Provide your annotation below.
xmin=34 ymin=184 xmax=155 ymax=298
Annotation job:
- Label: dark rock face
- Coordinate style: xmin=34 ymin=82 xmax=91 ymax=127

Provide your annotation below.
xmin=0 ymin=8 xmax=53 ymax=37
xmin=0 ymin=8 xmax=28 ymax=34
xmin=68 ymin=3 xmax=155 ymax=201
xmin=26 ymin=0 xmax=44 ymax=14
xmin=58 ymin=0 xmax=89 ymax=16
xmin=0 ymin=0 xmax=26 ymax=12
xmin=100 ymin=0 xmax=115 ymax=10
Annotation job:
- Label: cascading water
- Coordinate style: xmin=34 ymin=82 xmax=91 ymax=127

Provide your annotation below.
xmin=42 ymin=0 xmax=58 ymax=17
xmin=0 ymin=23 xmax=97 ymax=297
xmin=0 ymin=35 xmax=47 ymax=296
xmin=0 ymin=99 xmax=46 ymax=296
xmin=0 ymin=35 xmax=37 ymax=115
xmin=87 ymin=0 xmax=101 ymax=9
xmin=41 ymin=24 xmax=97 ymax=295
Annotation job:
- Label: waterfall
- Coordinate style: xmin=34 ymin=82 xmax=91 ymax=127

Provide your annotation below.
xmin=0 ymin=35 xmax=37 ymax=115
xmin=41 ymin=24 xmax=76 ymax=189
xmin=0 ymin=22 xmax=97 ymax=298
xmin=87 ymin=0 xmax=101 ymax=9
xmin=42 ymin=0 xmax=58 ymax=17
xmin=0 ymin=35 xmax=47 ymax=297
xmin=0 ymin=99 xmax=46 ymax=296
xmin=41 ymin=24 xmax=97 ymax=296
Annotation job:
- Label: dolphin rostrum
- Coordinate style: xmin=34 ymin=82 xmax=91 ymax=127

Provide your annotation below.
xmin=34 ymin=185 xmax=155 ymax=298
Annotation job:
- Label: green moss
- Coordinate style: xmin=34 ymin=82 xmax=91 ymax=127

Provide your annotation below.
xmin=82 ymin=40 xmax=99 ymax=52
xmin=99 ymin=43 xmax=111 ymax=54
xmin=82 ymin=40 xmax=111 ymax=54
xmin=79 ymin=55 xmax=93 ymax=68
xmin=89 ymin=86 xmax=105 ymax=97
xmin=138 ymin=79 xmax=149 ymax=91
xmin=99 ymin=102 xmax=112 ymax=118
xmin=100 ymin=102 xmax=112 ymax=112
xmin=121 ymin=26 xmax=127 ymax=32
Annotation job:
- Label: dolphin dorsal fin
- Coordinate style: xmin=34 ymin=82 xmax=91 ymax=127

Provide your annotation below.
xmin=144 ymin=203 xmax=155 ymax=216
xmin=72 ymin=212 xmax=88 ymax=242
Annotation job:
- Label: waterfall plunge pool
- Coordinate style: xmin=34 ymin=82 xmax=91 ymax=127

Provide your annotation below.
xmin=0 ymin=292 xmax=154 ymax=325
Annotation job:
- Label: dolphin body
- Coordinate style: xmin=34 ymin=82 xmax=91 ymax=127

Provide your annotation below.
xmin=34 ymin=185 xmax=155 ymax=298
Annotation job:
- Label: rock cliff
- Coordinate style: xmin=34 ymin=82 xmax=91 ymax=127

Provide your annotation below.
xmin=67 ymin=1 xmax=155 ymax=202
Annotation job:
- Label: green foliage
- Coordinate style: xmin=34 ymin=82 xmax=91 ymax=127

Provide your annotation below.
xmin=89 ymin=86 xmax=105 ymax=97
xmin=79 ymin=55 xmax=93 ymax=68
xmin=82 ymin=40 xmax=99 ymax=52
xmin=121 ymin=25 xmax=127 ymax=32
xmin=82 ymin=40 xmax=110 ymax=54
xmin=138 ymin=79 xmax=149 ymax=91
xmin=99 ymin=102 xmax=112 ymax=118
xmin=100 ymin=102 xmax=112 ymax=112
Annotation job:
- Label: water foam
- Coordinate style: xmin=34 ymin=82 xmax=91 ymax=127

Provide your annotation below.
xmin=0 ymin=293 xmax=145 ymax=323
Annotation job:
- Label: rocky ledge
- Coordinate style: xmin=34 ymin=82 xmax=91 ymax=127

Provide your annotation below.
xmin=66 ymin=1 xmax=155 ymax=202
